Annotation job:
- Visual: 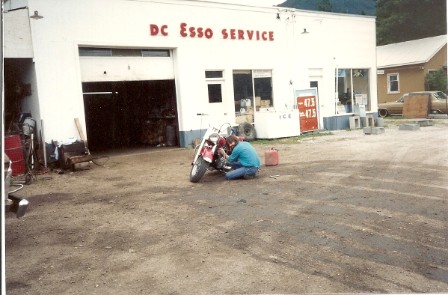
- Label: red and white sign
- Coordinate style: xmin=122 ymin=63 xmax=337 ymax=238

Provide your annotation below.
xmin=297 ymin=95 xmax=319 ymax=132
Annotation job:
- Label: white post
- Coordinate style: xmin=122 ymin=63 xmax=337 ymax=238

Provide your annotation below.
xmin=41 ymin=119 xmax=47 ymax=168
xmin=334 ymin=58 xmax=338 ymax=115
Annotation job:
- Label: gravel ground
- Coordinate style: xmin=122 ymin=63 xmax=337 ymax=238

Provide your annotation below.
xmin=5 ymin=118 xmax=448 ymax=294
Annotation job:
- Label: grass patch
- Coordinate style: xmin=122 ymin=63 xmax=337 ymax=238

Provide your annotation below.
xmin=383 ymin=116 xmax=448 ymax=127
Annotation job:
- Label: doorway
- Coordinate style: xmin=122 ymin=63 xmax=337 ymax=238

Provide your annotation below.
xmin=82 ymin=80 xmax=178 ymax=151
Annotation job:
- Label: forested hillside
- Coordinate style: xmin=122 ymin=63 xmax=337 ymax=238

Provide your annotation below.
xmin=277 ymin=0 xmax=375 ymax=16
xmin=276 ymin=0 xmax=446 ymax=45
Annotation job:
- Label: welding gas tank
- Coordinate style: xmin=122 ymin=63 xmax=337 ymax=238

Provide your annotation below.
xmin=264 ymin=148 xmax=278 ymax=166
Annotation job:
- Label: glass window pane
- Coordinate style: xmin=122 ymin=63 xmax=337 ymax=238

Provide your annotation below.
xmin=388 ymin=74 xmax=399 ymax=93
xmin=335 ymin=68 xmax=371 ymax=112
xmin=208 ymin=84 xmax=222 ymax=103
xmin=205 ymin=71 xmax=223 ymax=79
xmin=233 ymin=71 xmax=253 ymax=112
xmin=353 ymin=69 xmax=369 ymax=108
xmin=112 ymin=49 xmax=141 ymax=56
xmin=337 ymin=69 xmax=352 ymax=107
xmin=79 ymin=47 xmax=170 ymax=57
xmin=141 ymin=50 xmax=170 ymax=57
xmin=79 ymin=47 xmax=112 ymax=56
xmin=254 ymin=77 xmax=272 ymax=107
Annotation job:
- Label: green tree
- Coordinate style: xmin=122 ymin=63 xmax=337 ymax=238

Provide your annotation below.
xmin=425 ymin=70 xmax=448 ymax=92
xmin=278 ymin=0 xmax=375 ymax=15
xmin=376 ymin=0 xmax=447 ymax=45
xmin=317 ymin=0 xmax=332 ymax=12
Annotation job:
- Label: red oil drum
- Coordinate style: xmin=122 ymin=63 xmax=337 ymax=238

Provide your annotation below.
xmin=265 ymin=148 xmax=278 ymax=166
xmin=4 ymin=135 xmax=26 ymax=176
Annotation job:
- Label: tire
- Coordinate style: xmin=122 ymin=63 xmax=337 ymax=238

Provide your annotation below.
xmin=378 ymin=109 xmax=389 ymax=118
xmin=25 ymin=173 xmax=32 ymax=185
xmin=190 ymin=156 xmax=209 ymax=183
xmin=238 ymin=122 xmax=256 ymax=141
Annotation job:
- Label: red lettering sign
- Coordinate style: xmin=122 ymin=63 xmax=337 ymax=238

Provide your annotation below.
xmin=221 ymin=29 xmax=274 ymax=41
xmin=149 ymin=23 xmax=274 ymax=41
xmin=161 ymin=25 xmax=168 ymax=36
xmin=230 ymin=29 xmax=236 ymax=39
xmin=222 ymin=29 xmax=228 ymax=39
xmin=180 ymin=22 xmax=188 ymax=37
xmin=238 ymin=29 xmax=244 ymax=40
xmin=150 ymin=24 xmax=168 ymax=36
xmin=180 ymin=22 xmax=213 ymax=39
xmin=150 ymin=24 xmax=159 ymax=36
xmin=262 ymin=31 xmax=267 ymax=40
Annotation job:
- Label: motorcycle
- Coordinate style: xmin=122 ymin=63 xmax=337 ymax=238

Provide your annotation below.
xmin=190 ymin=123 xmax=239 ymax=183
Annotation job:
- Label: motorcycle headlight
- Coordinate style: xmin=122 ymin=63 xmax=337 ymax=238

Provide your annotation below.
xmin=208 ymin=133 xmax=220 ymax=144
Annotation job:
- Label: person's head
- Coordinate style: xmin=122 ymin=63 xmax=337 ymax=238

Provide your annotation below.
xmin=226 ymin=135 xmax=239 ymax=149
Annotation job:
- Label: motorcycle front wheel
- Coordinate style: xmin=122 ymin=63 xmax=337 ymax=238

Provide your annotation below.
xmin=190 ymin=156 xmax=210 ymax=183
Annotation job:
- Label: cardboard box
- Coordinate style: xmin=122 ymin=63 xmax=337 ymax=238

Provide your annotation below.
xmin=403 ymin=94 xmax=430 ymax=118
xmin=261 ymin=100 xmax=271 ymax=107
xmin=235 ymin=114 xmax=254 ymax=124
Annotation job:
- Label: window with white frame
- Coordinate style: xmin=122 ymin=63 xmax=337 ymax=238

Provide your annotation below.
xmin=232 ymin=69 xmax=273 ymax=124
xmin=205 ymin=70 xmax=224 ymax=103
xmin=387 ymin=73 xmax=399 ymax=93
xmin=335 ymin=68 xmax=370 ymax=113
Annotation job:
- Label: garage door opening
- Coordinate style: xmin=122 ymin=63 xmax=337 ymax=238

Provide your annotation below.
xmin=82 ymin=80 xmax=178 ymax=152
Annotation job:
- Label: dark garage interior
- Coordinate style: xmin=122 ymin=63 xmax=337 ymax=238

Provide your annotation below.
xmin=82 ymin=80 xmax=178 ymax=152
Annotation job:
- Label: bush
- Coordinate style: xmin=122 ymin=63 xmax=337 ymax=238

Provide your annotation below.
xmin=425 ymin=69 xmax=447 ymax=92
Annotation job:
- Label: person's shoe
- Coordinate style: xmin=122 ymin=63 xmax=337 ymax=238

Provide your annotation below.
xmin=243 ymin=174 xmax=255 ymax=180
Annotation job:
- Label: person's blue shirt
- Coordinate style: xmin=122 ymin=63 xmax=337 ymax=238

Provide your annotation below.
xmin=228 ymin=141 xmax=260 ymax=168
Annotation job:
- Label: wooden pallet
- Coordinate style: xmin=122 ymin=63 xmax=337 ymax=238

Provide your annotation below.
xmin=67 ymin=154 xmax=93 ymax=170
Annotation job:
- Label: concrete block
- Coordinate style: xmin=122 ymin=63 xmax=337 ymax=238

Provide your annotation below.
xmin=399 ymin=124 xmax=420 ymax=131
xmin=363 ymin=127 xmax=384 ymax=135
xmin=360 ymin=115 xmax=375 ymax=128
xmin=366 ymin=114 xmax=375 ymax=127
xmin=363 ymin=127 xmax=371 ymax=134
xmin=414 ymin=119 xmax=433 ymax=127
xmin=349 ymin=116 xmax=361 ymax=129
xmin=371 ymin=127 xmax=385 ymax=134
xmin=428 ymin=114 xmax=448 ymax=119
xmin=360 ymin=117 xmax=367 ymax=127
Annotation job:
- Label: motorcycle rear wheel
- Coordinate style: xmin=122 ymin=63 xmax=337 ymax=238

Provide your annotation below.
xmin=190 ymin=156 xmax=209 ymax=183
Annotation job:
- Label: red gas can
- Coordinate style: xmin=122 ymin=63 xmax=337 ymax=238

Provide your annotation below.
xmin=264 ymin=148 xmax=278 ymax=166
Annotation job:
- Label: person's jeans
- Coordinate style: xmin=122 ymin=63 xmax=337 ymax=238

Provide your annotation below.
xmin=225 ymin=162 xmax=258 ymax=180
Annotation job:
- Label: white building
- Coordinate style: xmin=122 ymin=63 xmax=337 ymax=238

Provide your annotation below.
xmin=3 ymin=0 xmax=377 ymax=151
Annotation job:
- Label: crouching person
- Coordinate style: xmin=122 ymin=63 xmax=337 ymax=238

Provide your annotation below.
xmin=219 ymin=135 xmax=260 ymax=180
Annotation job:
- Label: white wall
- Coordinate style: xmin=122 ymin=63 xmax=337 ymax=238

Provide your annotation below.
xmin=290 ymin=11 xmax=377 ymax=119
xmin=3 ymin=8 xmax=34 ymax=58
xmin=22 ymin=0 xmax=376 ymax=142
xmin=79 ymin=57 xmax=175 ymax=82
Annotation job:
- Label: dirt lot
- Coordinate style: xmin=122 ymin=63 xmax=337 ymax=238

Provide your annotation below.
xmin=5 ymin=118 xmax=448 ymax=294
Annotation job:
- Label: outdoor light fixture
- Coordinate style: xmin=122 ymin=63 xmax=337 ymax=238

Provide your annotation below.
xmin=30 ymin=10 xmax=43 ymax=19
xmin=301 ymin=28 xmax=309 ymax=34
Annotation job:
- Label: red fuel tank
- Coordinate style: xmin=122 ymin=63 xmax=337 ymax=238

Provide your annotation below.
xmin=5 ymin=135 xmax=26 ymax=176
xmin=264 ymin=148 xmax=278 ymax=166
